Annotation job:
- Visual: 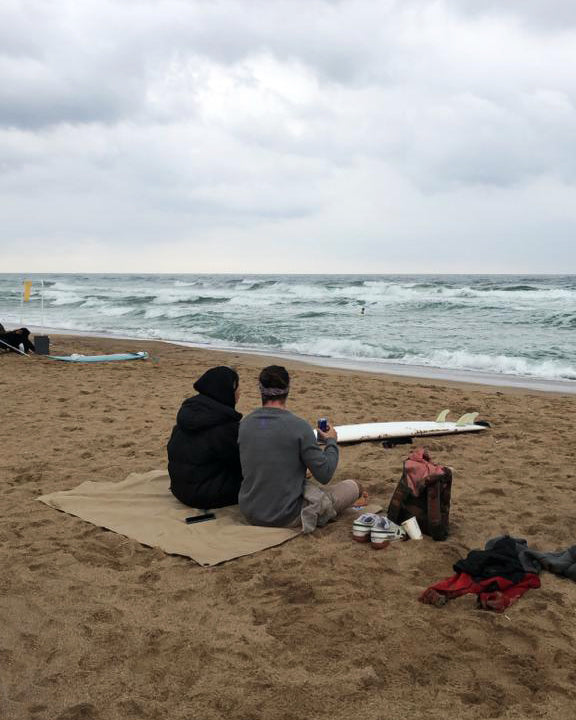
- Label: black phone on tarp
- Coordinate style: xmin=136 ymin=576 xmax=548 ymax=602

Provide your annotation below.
xmin=185 ymin=512 xmax=216 ymax=524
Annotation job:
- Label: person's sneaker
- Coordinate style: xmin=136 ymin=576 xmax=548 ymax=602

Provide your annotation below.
xmin=370 ymin=516 xmax=406 ymax=549
xmin=352 ymin=513 xmax=380 ymax=543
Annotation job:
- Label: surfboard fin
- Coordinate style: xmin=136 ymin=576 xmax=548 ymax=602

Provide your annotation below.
xmin=456 ymin=412 xmax=479 ymax=426
xmin=435 ymin=409 xmax=451 ymax=423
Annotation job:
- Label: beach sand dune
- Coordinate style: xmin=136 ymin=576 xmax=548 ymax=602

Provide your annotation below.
xmin=2 ymin=335 xmax=576 ymax=720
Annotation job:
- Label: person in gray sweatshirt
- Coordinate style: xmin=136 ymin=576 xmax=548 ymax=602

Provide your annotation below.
xmin=238 ymin=365 xmax=362 ymax=531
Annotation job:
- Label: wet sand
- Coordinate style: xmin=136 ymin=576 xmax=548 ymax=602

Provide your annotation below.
xmin=2 ymin=334 xmax=576 ymax=720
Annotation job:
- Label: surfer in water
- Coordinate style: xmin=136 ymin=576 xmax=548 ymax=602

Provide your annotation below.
xmin=238 ymin=365 xmax=364 ymax=531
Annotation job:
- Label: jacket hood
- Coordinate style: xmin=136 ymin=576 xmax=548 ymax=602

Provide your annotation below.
xmin=177 ymin=394 xmax=242 ymax=433
xmin=193 ymin=366 xmax=239 ymax=408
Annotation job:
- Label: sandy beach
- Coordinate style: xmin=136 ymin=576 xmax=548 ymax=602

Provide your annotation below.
xmin=2 ymin=334 xmax=576 ymax=720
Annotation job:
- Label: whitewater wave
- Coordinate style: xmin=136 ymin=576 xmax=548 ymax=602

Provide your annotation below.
xmin=174 ymin=296 xmax=230 ymax=305
xmin=144 ymin=306 xmax=197 ymax=320
xmin=174 ymin=280 xmax=202 ymax=287
xmin=98 ymin=305 xmax=140 ymax=317
xmin=48 ymin=293 xmax=86 ymax=307
xmin=283 ymin=338 xmax=385 ymax=359
xmin=404 ymin=349 xmax=576 ymax=381
xmin=148 ymin=288 xmax=231 ymax=305
xmin=244 ymin=280 xmax=278 ymax=291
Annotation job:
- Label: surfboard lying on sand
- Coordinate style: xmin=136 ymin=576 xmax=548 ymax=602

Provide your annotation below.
xmin=315 ymin=410 xmax=489 ymax=444
xmin=48 ymin=351 xmax=149 ymax=363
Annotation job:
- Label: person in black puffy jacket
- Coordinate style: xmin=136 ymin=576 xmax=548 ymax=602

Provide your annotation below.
xmin=0 ymin=325 xmax=35 ymax=353
xmin=167 ymin=366 xmax=243 ymax=508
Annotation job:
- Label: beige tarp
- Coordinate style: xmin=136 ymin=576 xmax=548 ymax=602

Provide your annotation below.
xmin=38 ymin=469 xmax=300 ymax=566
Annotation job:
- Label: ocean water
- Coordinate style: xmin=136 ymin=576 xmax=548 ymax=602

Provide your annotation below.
xmin=1 ymin=273 xmax=575 ymax=385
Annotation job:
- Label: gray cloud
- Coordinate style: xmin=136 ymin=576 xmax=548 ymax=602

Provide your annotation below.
xmin=1 ymin=0 xmax=576 ymax=272
xmin=439 ymin=0 xmax=576 ymax=31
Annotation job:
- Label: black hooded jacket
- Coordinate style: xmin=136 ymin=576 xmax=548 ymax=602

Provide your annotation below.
xmin=0 ymin=327 xmax=35 ymax=353
xmin=167 ymin=367 xmax=243 ymax=508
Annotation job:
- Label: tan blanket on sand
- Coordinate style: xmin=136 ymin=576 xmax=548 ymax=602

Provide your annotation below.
xmin=38 ymin=469 xmax=300 ymax=566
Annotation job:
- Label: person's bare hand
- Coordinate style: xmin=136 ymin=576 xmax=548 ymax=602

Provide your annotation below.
xmin=318 ymin=425 xmax=338 ymax=442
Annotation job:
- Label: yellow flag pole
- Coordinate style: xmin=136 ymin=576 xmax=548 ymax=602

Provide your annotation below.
xmin=23 ymin=280 xmax=32 ymax=302
xmin=20 ymin=279 xmax=32 ymax=324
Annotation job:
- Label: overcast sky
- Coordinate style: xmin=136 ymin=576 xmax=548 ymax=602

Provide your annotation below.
xmin=1 ymin=0 xmax=576 ymax=273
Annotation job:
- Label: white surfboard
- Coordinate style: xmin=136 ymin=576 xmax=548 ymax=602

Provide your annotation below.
xmin=315 ymin=411 xmax=489 ymax=444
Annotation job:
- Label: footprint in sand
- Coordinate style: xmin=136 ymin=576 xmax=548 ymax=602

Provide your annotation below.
xmin=55 ymin=702 xmax=99 ymax=720
xmin=89 ymin=607 xmax=123 ymax=625
xmin=479 ymin=487 xmax=506 ymax=496
xmin=496 ymin=623 xmax=538 ymax=654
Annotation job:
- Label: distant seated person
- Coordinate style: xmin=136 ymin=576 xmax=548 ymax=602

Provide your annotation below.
xmin=167 ymin=366 xmax=243 ymax=509
xmin=0 ymin=324 xmax=35 ymax=354
xmin=238 ymin=365 xmax=363 ymax=532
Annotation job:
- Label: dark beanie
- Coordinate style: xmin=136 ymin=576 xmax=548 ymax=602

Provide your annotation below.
xmin=193 ymin=366 xmax=239 ymax=408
